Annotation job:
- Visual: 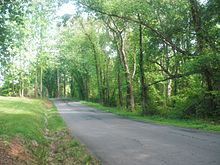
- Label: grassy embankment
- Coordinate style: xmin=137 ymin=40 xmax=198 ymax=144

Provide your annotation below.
xmin=81 ymin=101 xmax=220 ymax=133
xmin=0 ymin=96 xmax=99 ymax=165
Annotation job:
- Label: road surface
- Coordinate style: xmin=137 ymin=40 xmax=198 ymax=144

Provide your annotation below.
xmin=52 ymin=100 xmax=220 ymax=165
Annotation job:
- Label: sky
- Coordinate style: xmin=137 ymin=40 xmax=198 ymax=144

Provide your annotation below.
xmin=56 ymin=2 xmax=76 ymax=16
xmin=200 ymin=0 xmax=208 ymax=4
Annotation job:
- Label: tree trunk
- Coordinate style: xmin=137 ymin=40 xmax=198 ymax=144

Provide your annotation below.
xmin=103 ymin=57 xmax=110 ymax=105
xmin=167 ymin=79 xmax=172 ymax=97
xmin=85 ymin=76 xmax=89 ymax=100
xmin=105 ymin=19 xmax=134 ymax=110
xmin=106 ymin=58 xmax=110 ymax=104
xmin=19 ymin=80 xmax=23 ymax=97
xmin=57 ymin=69 xmax=60 ymax=97
xmin=138 ymin=19 xmax=149 ymax=114
xmin=117 ymin=32 xmax=135 ymax=111
xmin=70 ymin=74 xmax=74 ymax=98
xmin=173 ymin=57 xmax=179 ymax=97
xmin=35 ymin=65 xmax=38 ymax=98
xmin=63 ymin=73 xmax=66 ymax=97
xmin=40 ymin=65 xmax=43 ymax=98
xmin=12 ymin=80 xmax=15 ymax=96
xmin=117 ymin=67 xmax=123 ymax=107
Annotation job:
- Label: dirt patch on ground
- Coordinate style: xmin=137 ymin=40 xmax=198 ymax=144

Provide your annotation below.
xmin=0 ymin=138 xmax=34 ymax=165
xmin=0 ymin=141 xmax=16 ymax=165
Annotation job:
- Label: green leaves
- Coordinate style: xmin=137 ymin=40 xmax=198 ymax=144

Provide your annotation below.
xmin=0 ymin=0 xmax=219 ymax=118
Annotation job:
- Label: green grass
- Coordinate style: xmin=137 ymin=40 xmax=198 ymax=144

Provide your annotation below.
xmin=0 ymin=96 xmax=99 ymax=164
xmin=81 ymin=101 xmax=220 ymax=133
xmin=47 ymin=105 xmax=66 ymax=132
xmin=0 ymin=97 xmax=46 ymax=143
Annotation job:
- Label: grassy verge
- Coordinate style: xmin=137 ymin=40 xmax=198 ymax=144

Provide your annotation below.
xmin=81 ymin=101 xmax=220 ymax=133
xmin=0 ymin=96 xmax=99 ymax=164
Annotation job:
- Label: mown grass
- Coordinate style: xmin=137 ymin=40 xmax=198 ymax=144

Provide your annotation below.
xmin=0 ymin=97 xmax=46 ymax=143
xmin=81 ymin=101 xmax=220 ymax=133
xmin=0 ymin=96 xmax=99 ymax=164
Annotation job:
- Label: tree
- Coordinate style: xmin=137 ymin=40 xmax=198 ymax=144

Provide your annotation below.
xmin=1 ymin=0 xmax=219 ymax=120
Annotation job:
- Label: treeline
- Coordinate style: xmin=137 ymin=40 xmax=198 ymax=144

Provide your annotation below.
xmin=0 ymin=0 xmax=57 ymax=97
xmin=0 ymin=0 xmax=220 ymax=120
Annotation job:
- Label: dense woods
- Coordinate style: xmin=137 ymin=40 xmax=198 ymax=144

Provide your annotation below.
xmin=0 ymin=0 xmax=220 ymax=120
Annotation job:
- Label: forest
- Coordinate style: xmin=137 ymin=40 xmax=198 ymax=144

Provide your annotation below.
xmin=0 ymin=0 xmax=220 ymax=120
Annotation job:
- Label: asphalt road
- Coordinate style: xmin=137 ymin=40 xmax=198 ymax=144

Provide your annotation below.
xmin=53 ymin=100 xmax=220 ymax=165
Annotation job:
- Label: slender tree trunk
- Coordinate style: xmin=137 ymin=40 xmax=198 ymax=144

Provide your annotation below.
xmin=85 ymin=75 xmax=89 ymax=100
xmin=117 ymin=32 xmax=135 ymax=111
xmin=35 ymin=65 xmax=38 ymax=98
xmin=173 ymin=64 xmax=178 ymax=105
xmin=12 ymin=80 xmax=15 ymax=96
xmin=40 ymin=65 xmax=43 ymax=98
xmin=63 ymin=73 xmax=66 ymax=97
xmin=106 ymin=58 xmax=110 ymax=104
xmin=103 ymin=57 xmax=110 ymax=105
xmin=21 ymin=88 xmax=24 ymax=97
xmin=103 ymin=60 xmax=107 ymax=104
xmin=20 ymin=80 xmax=23 ymax=97
xmin=100 ymin=62 xmax=104 ymax=103
xmin=70 ymin=74 xmax=74 ymax=98
xmin=117 ymin=69 xmax=123 ymax=107
xmin=173 ymin=58 xmax=179 ymax=97
xmin=57 ymin=69 xmax=60 ymax=97
xmin=163 ymin=44 xmax=172 ymax=104
xmin=167 ymin=80 xmax=172 ymax=97
xmin=74 ymin=71 xmax=87 ymax=100
xmin=138 ymin=19 xmax=149 ymax=114
xmin=116 ymin=52 xmax=123 ymax=107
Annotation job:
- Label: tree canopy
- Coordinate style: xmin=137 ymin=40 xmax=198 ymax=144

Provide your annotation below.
xmin=0 ymin=0 xmax=220 ymax=120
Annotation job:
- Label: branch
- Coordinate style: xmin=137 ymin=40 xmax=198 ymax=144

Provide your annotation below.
xmin=102 ymin=18 xmax=118 ymax=34
xmin=149 ymin=60 xmax=172 ymax=77
xmin=147 ymin=71 xmax=197 ymax=87
xmin=78 ymin=1 xmax=193 ymax=56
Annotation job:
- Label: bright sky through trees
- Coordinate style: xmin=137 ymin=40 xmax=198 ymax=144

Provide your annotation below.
xmin=57 ymin=2 xmax=76 ymax=16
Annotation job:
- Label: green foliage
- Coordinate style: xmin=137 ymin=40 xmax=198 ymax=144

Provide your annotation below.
xmin=1 ymin=0 xmax=219 ymax=120
xmin=47 ymin=105 xmax=66 ymax=132
xmin=0 ymin=0 xmax=27 ymax=63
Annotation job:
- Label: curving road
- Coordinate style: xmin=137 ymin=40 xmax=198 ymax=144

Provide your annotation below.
xmin=52 ymin=100 xmax=220 ymax=165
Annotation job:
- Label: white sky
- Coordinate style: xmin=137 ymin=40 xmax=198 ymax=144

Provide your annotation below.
xmin=199 ymin=0 xmax=208 ymax=4
xmin=56 ymin=2 xmax=76 ymax=16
